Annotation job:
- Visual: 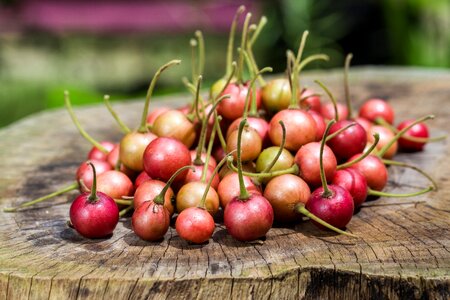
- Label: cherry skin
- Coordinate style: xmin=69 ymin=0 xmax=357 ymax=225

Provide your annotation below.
xmin=217 ymin=173 xmax=261 ymax=208
xmin=263 ymin=174 xmax=311 ymax=222
xmin=133 ymin=180 xmax=175 ymax=216
xmin=261 ymin=78 xmax=291 ymax=113
xmin=359 ymin=98 xmax=394 ymax=124
xmin=347 ymin=154 xmax=388 ymax=191
xmin=397 ymin=120 xmax=429 ymax=152
xmin=134 ymin=171 xmax=152 ymax=190
xmin=152 ymin=109 xmax=197 ymax=148
xmin=96 ymin=170 xmax=134 ymax=199
xmin=224 ymin=193 xmax=274 ymax=242
xmin=306 ymin=184 xmax=354 ymax=230
xmin=308 ymin=110 xmax=326 ymax=141
xmin=76 ymin=159 xmax=112 ymax=192
xmin=176 ymin=182 xmax=220 ymax=215
xmin=227 ymin=117 xmax=270 ymax=147
xmin=226 ymin=126 xmax=262 ymax=162
xmin=146 ymin=107 xmax=170 ymax=126
xmin=255 ymin=146 xmax=294 ymax=174
xmin=190 ymin=150 xmax=217 ymax=169
xmin=369 ymin=125 xmax=398 ymax=159
xmin=120 ymin=132 xmax=157 ymax=171
xmin=106 ymin=144 xmax=138 ymax=178
xmin=295 ymin=142 xmax=337 ymax=188
xmin=269 ymin=109 xmax=317 ymax=152
xmin=218 ymin=83 xmax=261 ymax=121
xmin=332 ymin=168 xmax=368 ymax=208
xmin=299 ymin=88 xmax=321 ymax=113
xmin=354 ymin=117 xmax=372 ymax=137
xmin=132 ymin=200 xmax=170 ymax=241
xmin=87 ymin=141 xmax=115 ymax=161
xmin=320 ymin=102 xmax=348 ymax=121
xmin=175 ymin=207 xmax=215 ymax=244
xmin=183 ymin=164 xmax=220 ymax=190
xmin=143 ymin=137 xmax=192 ymax=183
xmin=327 ymin=120 xmax=367 ymax=161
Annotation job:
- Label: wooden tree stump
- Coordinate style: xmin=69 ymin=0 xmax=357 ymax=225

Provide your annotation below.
xmin=0 ymin=67 xmax=449 ymax=299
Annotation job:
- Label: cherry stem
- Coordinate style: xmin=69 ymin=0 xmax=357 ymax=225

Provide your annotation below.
xmin=337 ymin=133 xmax=380 ymax=170
xmin=139 ymin=60 xmax=181 ymax=132
xmin=193 ymin=75 xmax=203 ymax=125
xmin=103 ymin=95 xmax=131 ymax=134
xmin=194 ymin=94 xmax=229 ymax=165
xmin=247 ymin=16 xmax=267 ymax=86
xmin=190 ymin=39 xmax=198 ymax=83
xmin=87 ymin=162 xmax=99 ymax=202
xmin=195 ymin=30 xmax=205 ymax=80
xmin=295 ymin=30 xmax=309 ymax=67
xmin=182 ymin=77 xmax=197 ymax=96
xmin=295 ymin=203 xmax=358 ymax=238
xmin=377 ymin=115 xmax=434 ymax=158
xmin=153 ymin=165 xmax=195 ymax=206
xmin=237 ymin=13 xmax=252 ymax=83
xmin=64 ymin=91 xmax=108 ymax=153
xmin=320 ymin=120 xmax=336 ymax=198
xmin=200 ymin=118 xmax=218 ymax=182
xmin=226 ymin=5 xmax=245 ymax=78
xmin=287 ymin=51 xmax=299 ymax=109
xmin=262 ymin=121 xmax=286 ymax=173
xmin=375 ymin=117 xmax=447 ymax=143
xmin=299 ymin=92 xmax=321 ymax=104
xmin=119 ymin=205 xmax=133 ymax=217
xmin=3 ymin=182 xmax=78 ymax=212
xmin=315 ymin=80 xmax=339 ymax=120
xmin=114 ymin=199 xmax=133 ymax=206
xmin=199 ymin=152 xmax=235 ymax=209
xmin=382 ymin=158 xmax=438 ymax=190
xmin=344 ymin=53 xmax=353 ymax=119
xmin=368 ymin=186 xmax=433 ymax=198
xmin=227 ymin=158 xmax=299 ymax=178
xmin=237 ymin=119 xmax=250 ymax=200
xmin=297 ymin=54 xmax=330 ymax=73
xmin=325 ymin=122 xmax=356 ymax=142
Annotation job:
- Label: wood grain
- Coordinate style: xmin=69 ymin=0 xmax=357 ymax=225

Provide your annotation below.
xmin=0 ymin=67 xmax=449 ymax=299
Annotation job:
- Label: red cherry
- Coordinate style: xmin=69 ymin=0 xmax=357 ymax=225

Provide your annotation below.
xmin=359 ymin=98 xmax=394 ymax=124
xmin=397 ymin=120 xmax=429 ymax=152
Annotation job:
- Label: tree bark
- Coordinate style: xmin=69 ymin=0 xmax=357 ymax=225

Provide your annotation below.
xmin=0 ymin=67 xmax=449 ymax=299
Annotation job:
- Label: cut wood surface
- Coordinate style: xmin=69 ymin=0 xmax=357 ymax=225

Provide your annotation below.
xmin=0 ymin=67 xmax=449 ymax=299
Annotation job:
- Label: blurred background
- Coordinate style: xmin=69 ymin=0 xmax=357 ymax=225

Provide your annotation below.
xmin=0 ymin=0 xmax=449 ymax=128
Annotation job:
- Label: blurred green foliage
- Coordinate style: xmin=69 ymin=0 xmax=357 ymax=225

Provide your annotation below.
xmin=0 ymin=0 xmax=449 ymax=128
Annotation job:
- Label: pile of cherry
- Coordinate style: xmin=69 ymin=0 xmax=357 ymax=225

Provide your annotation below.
xmin=5 ymin=6 xmax=444 ymax=244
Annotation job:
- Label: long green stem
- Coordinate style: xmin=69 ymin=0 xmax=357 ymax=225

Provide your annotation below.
xmin=297 ymin=54 xmax=330 ymax=72
xmin=195 ymin=30 xmax=205 ymax=78
xmin=377 ymin=115 xmax=434 ymax=157
xmin=200 ymin=119 xmax=217 ymax=182
xmin=3 ymin=182 xmax=78 ymax=212
xmin=103 ymin=95 xmax=131 ymax=134
xmin=226 ymin=5 xmax=245 ymax=77
xmin=375 ymin=117 xmax=446 ymax=143
xmin=320 ymin=120 xmax=336 ymax=198
xmin=119 ymin=205 xmax=134 ymax=217
xmin=344 ymin=53 xmax=353 ymax=119
xmin=295 ymin=204 xmax=358 ymax=238
xmin=139 ymin=60 xmax=181 ymax=132
xmin=227 ymin=158 xmax=299 ymax=178
xmin=295 ymin=31 xmax=309 ymax=67
xmin=368 ymin=186 xmax=433 ymax=198
xmin=64 ymin=91 xmax=108 ymax=153
xmin=153 ymin=165 xmax=195 ymax=205
xmin=237 ymin=13 xmax=252 ymax=83
xmin=190 ymin=39 xmax=198 ymax=83
xmin=193 ymin=75 xmax=203 ymax=125
xmin=114 ymin=199 xmax=133 ymax=206
xmin=315 ymin=80 xmax=339 ymax=120
xmin=382 ymin=159 xmax=438 ymax=190
xmin=287 ymin=51 xmax=299 ymax=109
xmin=262 ymin=121 xmax=286 ymax=173
xmin=337 ymin=133 xmax=380 ymax=170
xmin=237 ymin=119 xmax=250 ymax=200
xmin=87 ymin=162 xmax=99 ymax=202
xmin=248 ymin=16 xmax=267 ymax=86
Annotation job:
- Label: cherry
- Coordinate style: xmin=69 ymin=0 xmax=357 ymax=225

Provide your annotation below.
xmin=134 ymin=171 xmax=152 ymax=189
xmin=308 ymin=110 xmax=326 ymax=141
xmin=354 ymin=117 xmax=372 ymax=136
xmin=76 ymin=159 xmax=113 ymax=192
xmin=217 ymin=173 xmax=261 ymax=208
xmin=264 ymin=174 xmax=311 ymax=222
xmin=295 ymin=142 xmax=337 ymax=188
xmin=227 ymin=116 xmax=270 ymax=147
xmin=226 ymin=125 xmax=262 ymax=162
xmin=369 ymin=125 xmax=398 ymax=159
xmin=190 ymin=150 xmax=217 ymax=169
xmin=152 ymin=109 xmax=196 ymax=148
xmin=96 ymin=170 xmax=134 ymax=199
xmin=143 ymin=137 xmax=191 ymax=183
xmin=224 ymin=119 xmax=273 ymax=241
xmin=327 ymin=120 xmax=367 ymax=161
xmin=218 ymin=83 xmax=261 ymax=121
xmin=332 ymin=168 xmax=368 ymax=208
xmin=297 ymin=120 xmax=355 ymax=233
xmin=70 ymin=162 xmax=119 ymax=239
xmin=255 ymin=146 xmax=294 ymax=175
xmin=397 ymin=120 xmax=429 ymax=152
xmin=87 ymin=141 xmax=115 ymax=162
xmin=315 ymin=80 xmax=349 ymax=122
xmin=261 ymin=78 xmax=291 ymax=113
xmin=359 ymin=98 xmax=394 ymax=124
xmin=147 ymin=107 xmax=170 ymax=126
xmin=299 ymin=88 xmax=321 ymax=113
xmin=176 ymin=181 xmax=220 ymax=215
xmin=347 ymin=154 xmax=387 ymax=191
